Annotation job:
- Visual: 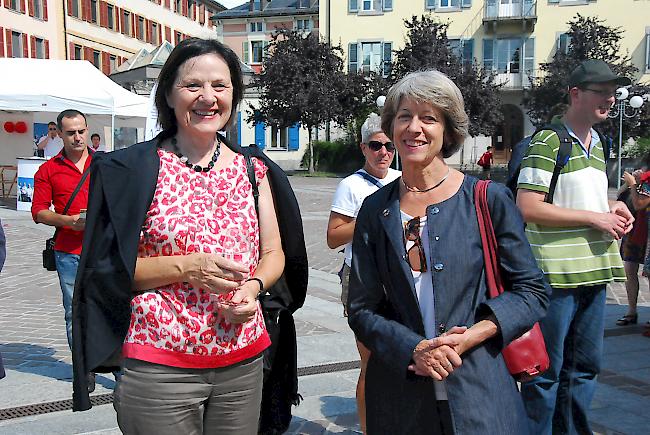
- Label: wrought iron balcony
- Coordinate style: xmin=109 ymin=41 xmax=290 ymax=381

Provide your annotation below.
xmin=483 ymin=0 xmax=537 ymax=32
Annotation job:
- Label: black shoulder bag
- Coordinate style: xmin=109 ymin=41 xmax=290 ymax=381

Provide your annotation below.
xmin=42 ymin=169 xmax=91 ymax=271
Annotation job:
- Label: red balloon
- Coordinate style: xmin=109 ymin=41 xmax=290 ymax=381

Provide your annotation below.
xmin=14 ymin=121 xmax=27 ymax=134
xmin=3 ymin=122 xmax=15 ymax=133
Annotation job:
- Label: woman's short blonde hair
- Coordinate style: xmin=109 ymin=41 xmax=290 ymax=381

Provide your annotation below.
xmin=381 ymin=70 xmax=469 ymax=158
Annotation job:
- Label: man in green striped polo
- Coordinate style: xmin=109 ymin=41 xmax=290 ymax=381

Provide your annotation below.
xmin=517 ymin=59 xmax=634 ymax=435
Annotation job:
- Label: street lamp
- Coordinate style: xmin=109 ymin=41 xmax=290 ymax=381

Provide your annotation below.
xmin=609 ymin=87 xmax=644 ymax=189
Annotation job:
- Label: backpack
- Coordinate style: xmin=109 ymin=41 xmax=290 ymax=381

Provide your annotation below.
xmin=506 ymin=124 xmax=610 ymax=204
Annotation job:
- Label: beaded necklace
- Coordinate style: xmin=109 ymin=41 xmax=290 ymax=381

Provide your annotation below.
xmin=167 ymin=136 xmax=221 ymax=173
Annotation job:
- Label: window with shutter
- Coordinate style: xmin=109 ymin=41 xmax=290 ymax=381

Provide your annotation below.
xmin=383 ymin=0 xmax=392 ymax=11
xmin=462 ymin=0 xmax=471 ymax=7
xmin=426 ymin=0 xmax=436 ymax=9
xmin=348 ymin=0 xmax=358 ymax=12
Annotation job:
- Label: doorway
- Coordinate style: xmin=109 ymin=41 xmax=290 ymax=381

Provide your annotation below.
xmin=492 ymin=104 xmax=524 ymax=163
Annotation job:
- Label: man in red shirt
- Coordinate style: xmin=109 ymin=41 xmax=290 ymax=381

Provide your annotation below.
xmin=32 ymin=109 xmax=92 ymax=365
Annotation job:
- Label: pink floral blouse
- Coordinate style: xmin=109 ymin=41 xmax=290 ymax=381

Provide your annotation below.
xmin=122 ymin=149 xmax=271 ymax=368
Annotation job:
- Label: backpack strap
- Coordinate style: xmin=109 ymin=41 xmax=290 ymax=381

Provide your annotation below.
xmin=355 ymin=170 xmax=383 ymax=189
xmin=243 ymin=147 xmax=259 ymax=216
xmin=544 ymin=124 xmax=573 ymax=204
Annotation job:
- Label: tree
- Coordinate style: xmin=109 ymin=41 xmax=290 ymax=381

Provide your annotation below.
xmin=390 ymin=15 xmax=503 ymax=137
xmin=523 ymin=14 xmax=650 ymax=142
xmin=249 ymin=30 xmax=349 ymax=173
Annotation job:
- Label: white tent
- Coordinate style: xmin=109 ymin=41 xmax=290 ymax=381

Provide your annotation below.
xmin=0 ymin=59 xmax=149 ymax=169
xmin=0 ymin=58 xmax=148 ymax=118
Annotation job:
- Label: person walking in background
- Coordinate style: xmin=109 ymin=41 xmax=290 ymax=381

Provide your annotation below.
xmin=477 ymin=145 xmax=493 ymax=179
xmin=326 ymin=112 xmax=400 ymax=434
xmin=72 ymin=38 xmax=287 ymax=434
xmin=620 ymin=165 xmax=650 ymax=336
xmin=347 ymin=70 xmax=549 ymax=434
xmin=31 ymin=110 xmax=92 ymax=378
xmin=37 ymin=121 xmax=64 ymax=158
xmin=517 ymin=59 xmax=634 ymax=434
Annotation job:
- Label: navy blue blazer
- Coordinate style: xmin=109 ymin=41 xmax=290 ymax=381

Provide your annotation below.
xmin=347 ymin=176 xmax=550 ymax=435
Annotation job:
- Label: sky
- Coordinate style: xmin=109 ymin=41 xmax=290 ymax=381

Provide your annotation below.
xmin=218 ymin=0 xmax=245 ymax=8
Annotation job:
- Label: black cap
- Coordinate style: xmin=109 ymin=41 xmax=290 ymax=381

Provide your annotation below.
xmin=567 ymin=59 xmax=631 ymax=88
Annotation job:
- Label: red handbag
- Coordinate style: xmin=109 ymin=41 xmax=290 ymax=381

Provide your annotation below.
xmin=474 ymin=180 xmax=550 ymax=382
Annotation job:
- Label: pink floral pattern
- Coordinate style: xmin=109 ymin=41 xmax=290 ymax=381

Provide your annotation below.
xmin=122 ymin=149 xmax=271 ymax=368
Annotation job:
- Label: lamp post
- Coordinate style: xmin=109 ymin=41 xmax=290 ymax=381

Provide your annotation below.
xmin=608 ymin=87 xmax=644 ymax=189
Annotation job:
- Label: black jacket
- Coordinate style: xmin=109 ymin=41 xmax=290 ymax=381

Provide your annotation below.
xmin=72 ymin=136 xmax=308 ymax=422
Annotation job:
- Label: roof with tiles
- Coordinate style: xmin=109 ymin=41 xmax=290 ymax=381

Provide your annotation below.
xmin=215 ymin=0 xmax=318 ymax=19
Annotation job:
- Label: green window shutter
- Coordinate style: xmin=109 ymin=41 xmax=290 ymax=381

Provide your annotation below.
xmin=348 ymin=43 xmax=358 ymax=73
xmin=349 ymin=0 xmax=358 ymax=12
xmin=242 ymin=41 xmax=249 ymax=63
xmin=463 ymin=39 xmax=474 ymax=69
xmin=382 ymin=41 xmax=392 ymax=77
xmin=483 ymin=39 xmax=494 ymax=71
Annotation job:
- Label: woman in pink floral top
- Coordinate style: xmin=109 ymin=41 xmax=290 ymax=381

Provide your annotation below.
xmin=112 ymin=38 xmax=285 ymax=434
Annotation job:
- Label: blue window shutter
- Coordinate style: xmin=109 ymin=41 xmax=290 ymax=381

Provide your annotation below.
xmin=461 ymin=0 xmax=471 ymax=7
xmin=349 ymin=0 xmax=358 ymax=12
xmin=237 ymin=111 xmax=242 ymax=146
xmin=288 ymin=123 xmax=300 ymax=151
xmin=463 ymin=39 xmax=474 ymax=68
xmin=426 ymin=0 xmax=437 ymax=9
xmin=383 ymin=0 xmax=392 ymax=10
xmin=255 ymin=121 xmax=265 ymax=149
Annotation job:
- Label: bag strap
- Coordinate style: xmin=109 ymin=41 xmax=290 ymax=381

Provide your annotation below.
xmin=243 ymin=149 xmax=259 ymax=216
xmin=52 ymin=166 xmax=92 ymax=241
xmin=355 ymin=170 xmax=383 ymax=189
xmin=474 ymin=180 xmax=503 ymax=300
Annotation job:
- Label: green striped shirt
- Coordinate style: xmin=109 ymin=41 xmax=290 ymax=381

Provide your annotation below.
xmin=517 ymin=122 xmax=625 ymax=288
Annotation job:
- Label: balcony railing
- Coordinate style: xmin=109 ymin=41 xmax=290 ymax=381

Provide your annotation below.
xmin=484 ymin=0 xmax=537 ymax=21
xmin=491 ymin=69 xmax=536 ymax=90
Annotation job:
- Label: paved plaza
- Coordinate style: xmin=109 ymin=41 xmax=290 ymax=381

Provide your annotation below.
xmin=0 ymin=176 xmax=649 ymax=434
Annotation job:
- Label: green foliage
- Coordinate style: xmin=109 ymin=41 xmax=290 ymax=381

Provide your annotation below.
xmin=390 ymin=15 xmax=504 ymax=137
xmin=300 ymin=139 xmax=364 ymax=173
xmin=523 ymin=14 xmax=650 ymax=139
xmin=624 ymin=137 xmax=650 ymax=159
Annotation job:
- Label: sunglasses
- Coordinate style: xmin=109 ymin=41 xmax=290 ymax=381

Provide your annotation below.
xmin=367 ymin=140 xmax=395 ymax=152
xmin=580 ymin=87 xmax=617 ymax=98
xmin=404 ymin=217 xmax=427 ymax=272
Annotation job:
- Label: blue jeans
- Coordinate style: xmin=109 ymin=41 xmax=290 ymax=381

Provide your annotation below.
xmin=521 ymin=285 xmax=606 ymax=435
xmin=55 ymin=251 xmax=80 ymax=351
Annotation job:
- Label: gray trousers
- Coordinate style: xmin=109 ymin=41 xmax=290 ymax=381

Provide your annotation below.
xmin=114 ymin=356 xmax=263 ymax=435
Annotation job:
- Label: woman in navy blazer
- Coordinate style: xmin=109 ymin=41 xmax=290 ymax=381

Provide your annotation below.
xmin=347 ymin=70 xmax=550 ymax=434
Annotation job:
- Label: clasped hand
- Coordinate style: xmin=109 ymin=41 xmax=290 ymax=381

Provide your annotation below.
xmin=408 ymin=326 xmax=468 ymax=381
xmin=183 ymin=253 xmax=257 ymax=325
xmin=183 ymin=253 xmax=249 ymax=294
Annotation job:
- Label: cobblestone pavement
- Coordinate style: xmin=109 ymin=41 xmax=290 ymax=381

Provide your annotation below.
xmin=0 ymin=179 xmax=649 ymax=434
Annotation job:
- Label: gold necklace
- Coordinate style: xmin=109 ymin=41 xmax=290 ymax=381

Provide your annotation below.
xmin=401 ymin=167 xmax=451 ymax=193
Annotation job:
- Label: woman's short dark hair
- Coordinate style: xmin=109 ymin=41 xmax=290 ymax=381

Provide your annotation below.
xmin=155 ymin=38 xmax=244 ymax=138
xmin=381 ymin=70 xmax=469 ymax=159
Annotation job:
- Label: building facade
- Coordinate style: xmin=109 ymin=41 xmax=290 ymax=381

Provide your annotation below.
xmin=320 ymin=0 xmax=650 ymax=164
xmin=214 ymin=0 xmax=319 ymax=170
xmin=0 ymin=0 xmax=225 ymax=75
